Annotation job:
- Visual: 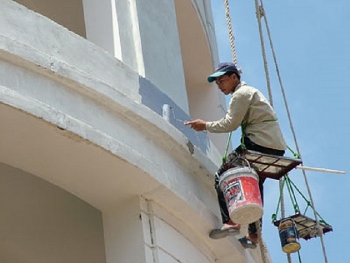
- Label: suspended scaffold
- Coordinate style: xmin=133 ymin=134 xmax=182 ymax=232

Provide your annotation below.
xmin=220 ymin=0 xmax=345 ymax=263
xmin=272 ymin=174 xmax=333 ymax=241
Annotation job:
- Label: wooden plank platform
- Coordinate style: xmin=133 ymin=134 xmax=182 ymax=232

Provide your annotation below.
xmin=242 ymin=150 xmax=302 ymax=180
xmin=273 ymin=214 xmax=333 ymax=240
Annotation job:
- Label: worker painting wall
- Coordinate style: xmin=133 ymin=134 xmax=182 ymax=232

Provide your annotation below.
xmin=0 ymin=0 xmax=268 ymax=262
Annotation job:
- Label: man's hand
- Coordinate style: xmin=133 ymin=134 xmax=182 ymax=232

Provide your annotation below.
xmin=184 ymin=119 xmax=206 ymax=131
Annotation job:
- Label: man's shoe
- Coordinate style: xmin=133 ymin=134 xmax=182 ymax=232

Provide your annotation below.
xmin=239 ymin=234 xmax=258 ymax=249
xmin=209 ymin=224 xmax=240 ymax=239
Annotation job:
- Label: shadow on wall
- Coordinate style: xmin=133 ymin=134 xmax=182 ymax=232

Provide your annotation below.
xmin=139 ymin=77 xmax=209 ymax=154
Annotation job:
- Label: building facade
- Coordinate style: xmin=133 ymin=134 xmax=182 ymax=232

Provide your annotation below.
xmin=0 ymin=0 xmax=270 ymax=262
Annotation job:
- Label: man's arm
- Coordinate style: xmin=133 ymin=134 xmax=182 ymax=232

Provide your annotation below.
xmin=184 ymin=119 xmax=206 ymax=131
xmin=206 ymin=89 xmax=250 ymax=133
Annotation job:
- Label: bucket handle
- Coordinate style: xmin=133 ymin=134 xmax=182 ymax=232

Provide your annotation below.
xmin=239 ymin=156 xmax=251 ymax=169
xmin=215 ymin=155 xmax=253 ymax=182
xmin=227 ymin=155 xmax=252 ymax=170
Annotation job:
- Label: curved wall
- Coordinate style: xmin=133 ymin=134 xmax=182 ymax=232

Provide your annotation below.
xmin=0 ymin=1 xmax=264 ymax=263
xmin=0 ymin=162 xmax=106 ymax=263
xmin=12 ymin=0 xmax=228 ymax=153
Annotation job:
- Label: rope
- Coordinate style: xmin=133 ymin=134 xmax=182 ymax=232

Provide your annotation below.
xmin=256 ymin=221 xmax=268 ymax=263
xmin=297 ymin=251 xmax=303 ymax=263
xmin=272 ymin=178 xmax=285 ymax=222
xmin=279 ymin=176 xmax=292 ymax=263
xmin=256 ymin=0 xmax=330 ymax=262
xmin=287 ymin=179 xmax=331 ymax=226
xmin=254 ymin=0 xmax=273 ymax=106
xmin=221 ymin=0 xmax=239 ymax=162
xmin=285 ymin=176 xmax=300 ymax=214
xmin=223 ymin=0 xmax=238 ymax=66
xmin=274 ymin=176 xmax=331 ymax=228
xmin=254 ymin=1 xmax=290 ymax=262
xmin=222 ymin=2 xmax=267 ymax=263
xmin=222 ymin=132 xmax=232 ymax=163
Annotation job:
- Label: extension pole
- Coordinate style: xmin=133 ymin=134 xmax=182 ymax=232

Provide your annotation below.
xmin=296 ymin=165 xmax=345 ymax=175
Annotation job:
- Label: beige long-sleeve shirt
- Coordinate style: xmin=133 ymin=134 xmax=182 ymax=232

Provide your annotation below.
xmin=206 ymin=82 xmax=286 ymax=151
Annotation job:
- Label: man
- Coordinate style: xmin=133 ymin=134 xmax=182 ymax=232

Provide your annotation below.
xmin=184 ymin=62 xmax=286 ymax=248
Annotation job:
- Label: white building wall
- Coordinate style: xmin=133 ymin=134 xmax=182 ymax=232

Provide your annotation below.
xmin=0 ymin=1 xmax=270 ymax=263
xmin=0 ymin=162 xmax=106 ymax=263
xmin=103 ymin=197 xmax=146 ymax=263
xmin=135 ymin=0 xmax=189 ymax=113
xmin=143 ymin=201 xmax=212 ymax=263
xmin=112 ymin=0 xmax=144 ymax=74
xmin=82 ymin=0 xmax=122 ymax=60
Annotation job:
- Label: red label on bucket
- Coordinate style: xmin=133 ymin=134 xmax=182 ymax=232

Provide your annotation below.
xmin=222 ymin=178 xmax=245 ymax=206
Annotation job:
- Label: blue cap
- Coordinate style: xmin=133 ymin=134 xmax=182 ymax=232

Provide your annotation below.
xmin=207 ymin=62 xmax=240 ymax=83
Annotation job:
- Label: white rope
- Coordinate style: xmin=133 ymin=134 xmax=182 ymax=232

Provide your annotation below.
xmin=223 ymin=0 xmax=239 ymax=68
xmin=254 ymin=1 xmax=291 ymax=260
xmin=256 ymin=0 xmax=330 ymax=262
xmin=279 ymin=178 xmax=292 ymax=263
xmin=256 ymin=221 xmax=268 ymax=263
xmin=223 ymin=2 xmax=267 ymax=263
xmin=254 ymin=0 xmax=273 ymax=106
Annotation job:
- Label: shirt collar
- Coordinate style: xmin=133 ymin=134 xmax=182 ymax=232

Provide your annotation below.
xmin=231 ymin=81 xmax=246 ymax=94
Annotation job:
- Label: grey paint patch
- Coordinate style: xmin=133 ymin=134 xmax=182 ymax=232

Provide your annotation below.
xmin=186 ymin=140 xmax=194 ymax=155
xmin=139 ymin=76 xmax=209 ymax=154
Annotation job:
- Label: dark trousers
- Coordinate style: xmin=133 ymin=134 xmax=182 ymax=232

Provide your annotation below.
xmin=215 ymin=137 xmax=285 ymax=235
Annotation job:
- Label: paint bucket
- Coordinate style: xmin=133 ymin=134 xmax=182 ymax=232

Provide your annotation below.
xmin=278 ymin=218 xmax=301 ymax=253
xmin=219 ymin=167 xmax=263 ymax=224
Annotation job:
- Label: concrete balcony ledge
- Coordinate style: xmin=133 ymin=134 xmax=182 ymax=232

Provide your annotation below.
xmin=1 ymin=0 xmax=226 ymax=221
xmin=0 ymin=0 xmax=222 ymax=168
xmin=0 ymin=1 xmax=271 ymax=262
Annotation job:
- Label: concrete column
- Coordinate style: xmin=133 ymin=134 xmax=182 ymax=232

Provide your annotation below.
xmin=133 ymin=0 xmax=189 ymax=112
xmin=82 ymin=0 xmax=122 ymax=60
xmin=102 ymin=197 xmax=146 ymax=263
xmin=114 ymin=0 xmax=145 ymax=76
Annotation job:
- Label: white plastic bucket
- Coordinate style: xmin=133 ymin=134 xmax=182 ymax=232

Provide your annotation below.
xmin=219 ymin=167 xmax=263 ymax=224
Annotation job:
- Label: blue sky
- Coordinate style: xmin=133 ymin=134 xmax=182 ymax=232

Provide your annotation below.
xmin=211 ymin=0 xmax=349 ymax=262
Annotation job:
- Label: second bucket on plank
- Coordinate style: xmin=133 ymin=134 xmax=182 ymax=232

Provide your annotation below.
xmin=278 ymin=218 xmax=301 ymax=253
xmin=219 ymin=167 xmax=263 ymax=224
